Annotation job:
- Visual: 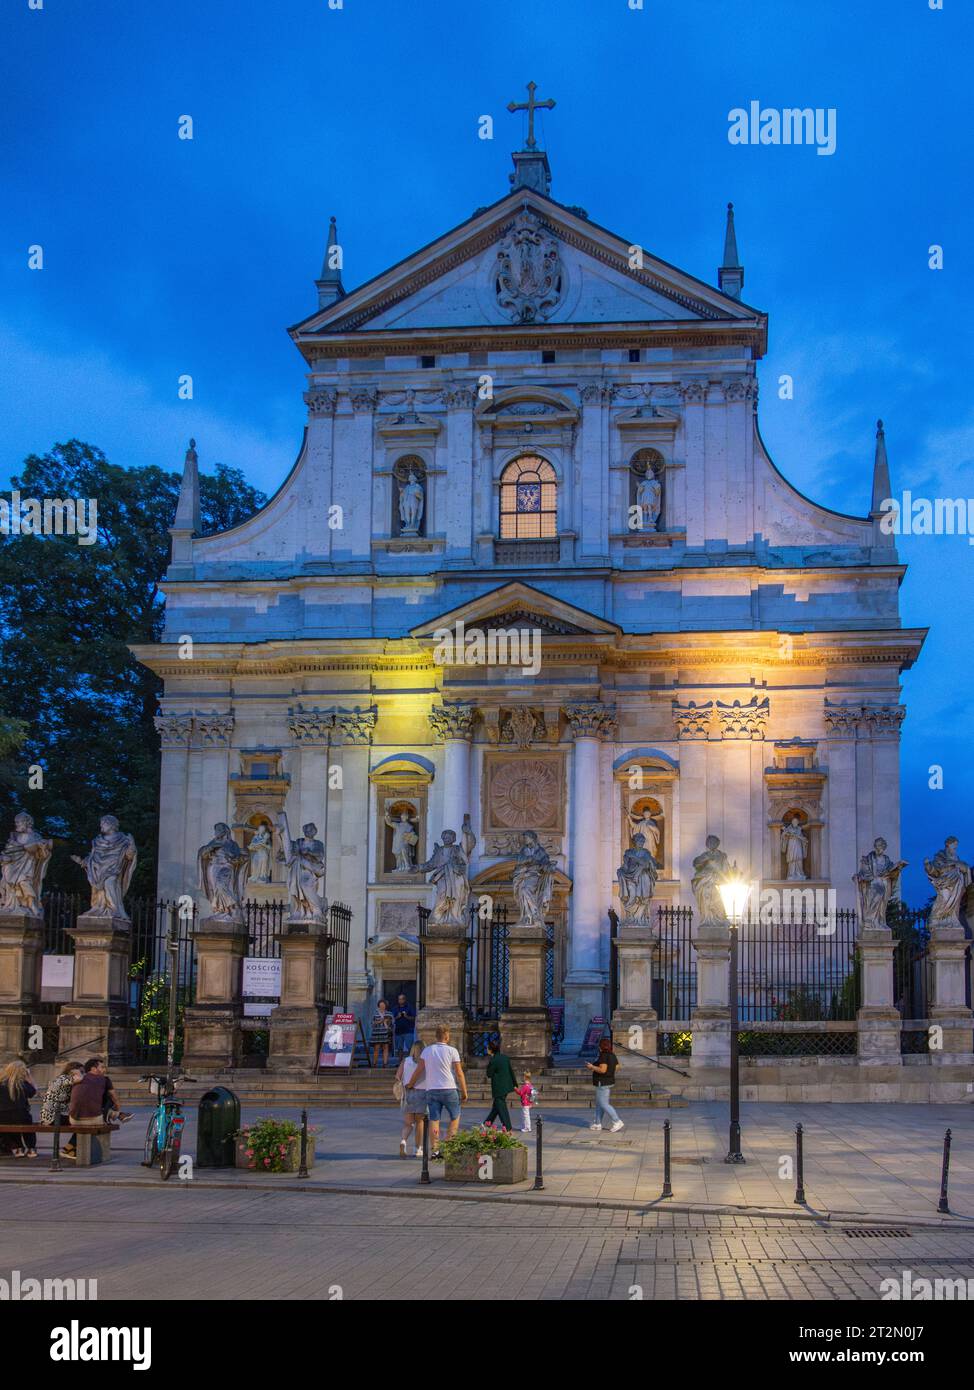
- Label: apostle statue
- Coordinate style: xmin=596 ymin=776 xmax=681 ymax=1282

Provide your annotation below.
xmin=626 ymin=805 xmax=661 ymax=863
xmin=924 ymin=837 xmax=971 ymax=930
xmin=634 ymin=471 xmax=662 ymax=531
xmin=853 ymin=837 xmax=906 ymax=931
xmin=398 ymin=470 xmax=425 ymax=536
xmin=71 ymin=815 xmax=138 ymax=920
xmin=0 ymin=811 xmax=53 ymax=916
xmin=512 ymin=830 xmax=557 ymax=929
xmin=276 ymin=812 xmax=327 ymax=923
xmin=691 ymin=835 xmax=732 ymax=924
xmin=781 ymin=817 xmax=808 ymax=882
xmin=616 ymin=833 xmax=657 ymax=925
xmin=384 ymin=806 xmax=420 ymax=872
xmin=420 ymin=814 xmax=475 ymax=927
xmin=246 ymin=824 xmax=273 ymax=885
xmin=198 ymin=823 xmax=251 ymax=920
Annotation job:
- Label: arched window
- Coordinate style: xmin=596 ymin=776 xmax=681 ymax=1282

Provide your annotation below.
xmin=499 ymin=454 xmax=557 ymax=540
xmin=629 ymin=448 xmax=664 ymax=533
xmin=392 ymin=455 xmax=427 ymax=537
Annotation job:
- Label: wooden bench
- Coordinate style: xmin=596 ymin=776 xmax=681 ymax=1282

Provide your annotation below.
xmin=0 ymin=1123 xmax=118 ymax=1167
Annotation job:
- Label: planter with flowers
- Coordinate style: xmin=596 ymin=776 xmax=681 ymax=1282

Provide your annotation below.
xmin=441 ymin=1123 xmax=528 ymax=1185
xmin=234 ymin=1117 xmax=317 ymax=1173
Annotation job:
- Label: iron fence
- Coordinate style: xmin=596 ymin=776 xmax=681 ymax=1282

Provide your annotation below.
xmin=465 ymin=902 xmax=509 ymax=1018
xmin=736 ymin=908 xmax=860 ymax=1022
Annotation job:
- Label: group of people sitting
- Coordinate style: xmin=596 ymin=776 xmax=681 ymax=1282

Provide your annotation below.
xmin=0 ymin=1057 xmax=133 ymax=1159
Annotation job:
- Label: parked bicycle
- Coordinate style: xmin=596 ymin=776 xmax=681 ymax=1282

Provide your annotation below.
xmin=140 ymin=1072 xmax=195 ymax=1180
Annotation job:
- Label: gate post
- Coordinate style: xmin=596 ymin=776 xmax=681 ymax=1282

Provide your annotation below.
xmin=182 ymin=917 xmax=249 ymax=1071
xmin=268 ymin=922 xmax=333 ymax=1072
xmin=415 ymin=924 xmax=469 ymax=1057
xmin=500 ymin=924 xmax=551 ymax=1068
xmin=0 ymin=911 xmax=45 ymax=1056
xmin=610 ymin=922 xmax=660 ymax=1061
xmin=857 ymin=923 xmax=902 ymax=1061
xmin=690 ymin=921 xmax=732 ymax=1073
xmin=58 ymin=911 xmax=134 ymax=1065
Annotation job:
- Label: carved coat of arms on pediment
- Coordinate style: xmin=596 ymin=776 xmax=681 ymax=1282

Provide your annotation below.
xmin=495 ymin=210 xmax=564 ymax=324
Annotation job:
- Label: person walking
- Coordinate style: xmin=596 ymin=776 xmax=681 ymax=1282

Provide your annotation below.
xmin=405 ymin=1024 xmax=467 ymax=1158
xmin=586 ymin=1037 xmax=624 ymax=1132
xmin=484 ymin=1039 xmax=517 ymax=1131
xmin=396 ymin=1040 xmax=426 ymax=1157
xmin=0 ymin=1060 xmax=37 ymax=1157
xmin=369 ymin=998 xmax=396 ymax=1068
xmin=393 ymin=994 xmax=415 ymax=1060
xmin=516 ymin=1071 xmax=537 ymax=1133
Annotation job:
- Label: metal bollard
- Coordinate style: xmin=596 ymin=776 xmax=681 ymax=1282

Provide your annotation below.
xmin=420 ymin=1114 xmax=431 ymax=1185
xmin=532 ymin=1115 xmax=545 ymax=1191
xmin=938 ymin=1127 xmax=952 ymax=1214
xmin=661 ymin=1119 xmax=673 ymax=1199
xmin=297 ymin=1108 xmax=309 ymax=1179
xmin=794 ymin=1122 xmax=806 ymax=1205
xmin=49 ymin=1113 xmax=62 ymax=1174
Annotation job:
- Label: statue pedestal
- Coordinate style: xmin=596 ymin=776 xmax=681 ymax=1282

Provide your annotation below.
xmin=611 ymin=923 xmax=659 ymax=1059
xmin=499 ymin=924 xmax=551 ymax=1067
xmin=416 ymin=924 xmax=468 ymax=1057
xmin=856 ymin=927 xmax=902 ymax=1061
xmin=0 ymin=911 xmax=45 ymax=1056
xmin=58 ymin=914 xmax=133 ymax=1064
xmin=928 ymin=925 xmax=974 ymax=1062
xmin=182 ymin=916 xmax=249 ymax=1072
xmin=268 ymin=920 xmax=332 ymax=1072
xmin=690 ymin=920 xmax=731 ymax=1071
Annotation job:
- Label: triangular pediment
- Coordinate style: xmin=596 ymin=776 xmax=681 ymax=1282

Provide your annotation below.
xmin=290 ymin=188 xmax=763 ymax=352
xmin=409 ymin=582 xmax=621 ymax=640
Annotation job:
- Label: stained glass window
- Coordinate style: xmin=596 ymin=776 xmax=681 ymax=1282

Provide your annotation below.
xmin=499 ymin=455 xmax=557 ymax=539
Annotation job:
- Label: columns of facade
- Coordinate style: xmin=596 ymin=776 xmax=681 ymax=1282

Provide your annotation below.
xmin=679 ymin=382 xmax=707 ymax=548
xmin=302 ymin=387 xmax=338 ymax=561
xmin=153 ymin=713 xmax=193 ymax=901
xmin=578 ymin=385 xmax=610 ymax=561
xmin=428 ymin=702 xmax=476 ymax=838
xmin=334 ymin=708 xmax=377 ymax=1006
xmin=190 ymin=712 xmax=235 ymax=915
xmin=444 ymin=386 xmax=476 ymax=561
xmin=824 ymin=703 xmax=860 ymax=912
xmin=345 ymin=389 xmax=377 ymax=561
xmin=564 ymin=701 xmax=616 ymax=1047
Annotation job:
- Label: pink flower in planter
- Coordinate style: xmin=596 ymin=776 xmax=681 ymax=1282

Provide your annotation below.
xmin=245 ymin=1149 xmax=254 ymax=1157
xmin=263 ymin=1157 xmax=271 ymax=1166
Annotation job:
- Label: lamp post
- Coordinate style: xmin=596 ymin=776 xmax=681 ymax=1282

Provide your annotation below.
xmin=719 ymin=863 xmax=751 ymax=1165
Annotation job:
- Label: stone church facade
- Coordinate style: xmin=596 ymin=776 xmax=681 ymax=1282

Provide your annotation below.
xmin=134 ymin=135 xmax=923 ymax=1051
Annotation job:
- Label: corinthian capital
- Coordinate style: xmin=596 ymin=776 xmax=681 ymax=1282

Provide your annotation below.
xmin=679 ymin=380 xmax=707 ymax=404
xmin=716 ymin=696 xmax=770 ymax=740
xmin=195 ymin=712 xmax=235 ymax=747
xmin=350 ymin=387 xmax=379 ymax=412
xmin=672 ymin=700 xmax=713 ymax=739
xmin=303 ymin=387 xmax=338 ymax=416
xmin=563 ymin=701 xmax=617 ymax=740
xmin=335 ymin=706 xmax=378 ymax=745
xmin=287 ymin=706 xmax=335 ymax=744
xmin=154 ymin=712 xmax=193 ymax=748
xmin=444 ymin=385 xmax=478 ymax=410
xmin=823 ymin=700 xmax=862 ymax=736
xmin=428 ymin=701 xmax=477 ymax=741
xmin=862 ymin=703 xmax=906 ymax=738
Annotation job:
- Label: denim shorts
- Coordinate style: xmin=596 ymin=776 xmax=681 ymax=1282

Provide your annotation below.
xmin=424 ymin=1088 xmax=461 ymax=1122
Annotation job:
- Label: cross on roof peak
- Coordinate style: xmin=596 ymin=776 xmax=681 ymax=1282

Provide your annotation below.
xmin=507 ymin=81 xmax=555 ymax=151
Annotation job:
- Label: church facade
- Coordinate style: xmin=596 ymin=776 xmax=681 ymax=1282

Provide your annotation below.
xmin=134 ymin=125 xmax=923 ymax=1049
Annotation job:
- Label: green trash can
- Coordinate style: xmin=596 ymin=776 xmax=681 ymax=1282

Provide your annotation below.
xmin=196 ymin=1087 xmax=240 ymax=1168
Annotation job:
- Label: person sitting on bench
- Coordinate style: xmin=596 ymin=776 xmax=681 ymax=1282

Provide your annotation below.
xmin=65 ymin=1058 xmax=110 ymax=1160
xmin=0 ymin=1060 xmax=37 ymax=1158
xmin=40 ymin=1062 xmax=84 ymax=1154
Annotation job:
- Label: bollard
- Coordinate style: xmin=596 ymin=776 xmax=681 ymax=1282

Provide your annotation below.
xmin=794 ymin=1122 xmax=806 ymax=1205
xmin=297 ymin=1108 xmax=309 ymax=1179
xmin=420 ymin=1114 xmax=431 ymax=1185
xmin=661 ymin=1119 xmax=673 ymax=1199
xmin=938 ymin=1127 xmax=952 ymax=1214
xmin=532 ymin=1115 xmax=545 ymax=1191
xmin=49 ymin=1113 xmax=62 ymax=1174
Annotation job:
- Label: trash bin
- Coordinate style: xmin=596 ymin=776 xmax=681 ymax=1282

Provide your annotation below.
xmin=196 ymin=1087 xmax=240 ymax=1168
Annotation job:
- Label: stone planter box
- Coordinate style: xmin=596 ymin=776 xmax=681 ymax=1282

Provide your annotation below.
xmin=235 ymin=1134 xmax=316 ymax=1173
xmin=444 ymin=1145 xmax=528 ymax=1184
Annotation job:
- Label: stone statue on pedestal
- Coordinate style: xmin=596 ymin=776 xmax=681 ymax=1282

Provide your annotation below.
xmin=0 ymin=811 xmax=53 ymax=916
xmin=512 ymin=829 xmax=556 ymax=929
xmin=691 ymin=835 xmax=731 ymax=924
xmin=276 ymin=813 xmax=327 ymax=922
xmin=616 ymin=833 xmax=657 ymax=925
xmin=924 ymin=837 xmax=971 ymax=930
xmin=854 ymin=837 xmax=906 ymax=930
xmin=71 ymin=815 xmax=137 ymax=920
xmin=781 ymin=817 xmax=808 ymax=881
xmin=398 ymin=471 xmax=425 ymax=536
xmin=384 ymin=807 xmax=419 ymax=872
xmin=634 ymin=472 xmax=661 ymax=531
xmin=246 ymin=824 xmax=273 ymax=884
xmin=198 ymin=823 xmax=251 ymax=920
xmin=626 ymin=806 xmax=661 ymax=863
xmin=420 ymin=814 xmax=474 ymax=927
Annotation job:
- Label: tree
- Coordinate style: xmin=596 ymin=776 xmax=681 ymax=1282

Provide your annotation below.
xmin=0 ymin=441 xmax=266 ymax=894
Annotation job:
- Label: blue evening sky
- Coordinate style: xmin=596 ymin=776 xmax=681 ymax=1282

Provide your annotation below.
xmin=1 ymin=0 xmax=970 ymax=900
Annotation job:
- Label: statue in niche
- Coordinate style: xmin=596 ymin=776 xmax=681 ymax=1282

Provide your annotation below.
xmin=616 ymin=833 xmax=657 ymax=925
xmin=634 ymin=469 xmax=662 ymax=532
xmin=781 ymin=816 xmax=808 ymax=881
xmin=512 ymin=829 xmax=557 ymax=929
xmin=420 ymin=814 xmax=475 ymax=927
xmin=854 ymin=837 xmax=906 ymax=931
xmin=198 ymin=823 xmax=250 ymax=920
xmin=247 ymin=824 xmax=273 ymax=884
xmin=0 ymin=811 xmax=53 ymax=916
xmin=690 ymin=835 xmax=732 ymax=924
xmin=384 ymin=806 xmax=420 ymax=872
xmin=398 ymin=470 xmax=425 ymax=536
xmin=924 ymin=837 xmax=971 ymax=930
xmin=276 ymin=812 xmax=327 ymax=922
xmin=71 ymin=815 xmax=138 ymax=920
xmin=626 ymin=806 xmax=661 ymax=864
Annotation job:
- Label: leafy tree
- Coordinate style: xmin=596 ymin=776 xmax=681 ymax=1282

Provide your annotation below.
xmin=0 ymin=441 xmax=266 ymax=894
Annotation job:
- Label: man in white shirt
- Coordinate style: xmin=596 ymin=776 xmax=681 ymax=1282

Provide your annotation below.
xmin=405 ymin=1024 xmax=468 ymax=1157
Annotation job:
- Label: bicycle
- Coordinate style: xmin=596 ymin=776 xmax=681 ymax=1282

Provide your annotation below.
xmin=140 ymin=1072 xmax=195 ymax=1180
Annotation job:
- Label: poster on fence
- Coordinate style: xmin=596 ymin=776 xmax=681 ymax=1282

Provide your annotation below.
xmin=317 ymin=1012 xmax=356 ymax=1068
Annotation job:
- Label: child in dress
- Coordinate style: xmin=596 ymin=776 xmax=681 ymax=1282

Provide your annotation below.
xmin=516 ymin=1072 xmax=537 ymax=1132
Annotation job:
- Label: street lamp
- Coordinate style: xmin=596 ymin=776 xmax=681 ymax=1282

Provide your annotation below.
xmin=719 ymin=862 xmax=751 ymax=1165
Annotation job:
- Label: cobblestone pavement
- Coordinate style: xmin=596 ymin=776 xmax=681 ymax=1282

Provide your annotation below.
xmin=4 ymin=1182 xmax=974 ymax=1300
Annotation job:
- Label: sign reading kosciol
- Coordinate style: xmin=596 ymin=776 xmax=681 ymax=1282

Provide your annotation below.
xmin=241 ymin=957 xmax=282 ymax=998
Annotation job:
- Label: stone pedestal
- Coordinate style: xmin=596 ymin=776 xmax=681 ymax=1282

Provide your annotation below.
xmin=182 ymin=917 xmax=249 ymax=1072
xmin=0 ymin=911 xmax=45 ymax=1056
xmin=928 ymin=926 xmax=974 ymax=1062
xmin=610 ymin=924 xmax=659 ymax=1058
xmin=499 ymin=925 xmax=551 ymax=1066
xmin=415 ymin=926 xmax=468 ymax=1056
xmin=58 ymin=914 xmax=133 ymax=1064
xmin=690 ymin=920 xmax=731 ymax=1071
xmin=268 ymin=922 xmax=333 ymax=1072
xmin=856 ymin=926 xmax=902 ymax=1061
